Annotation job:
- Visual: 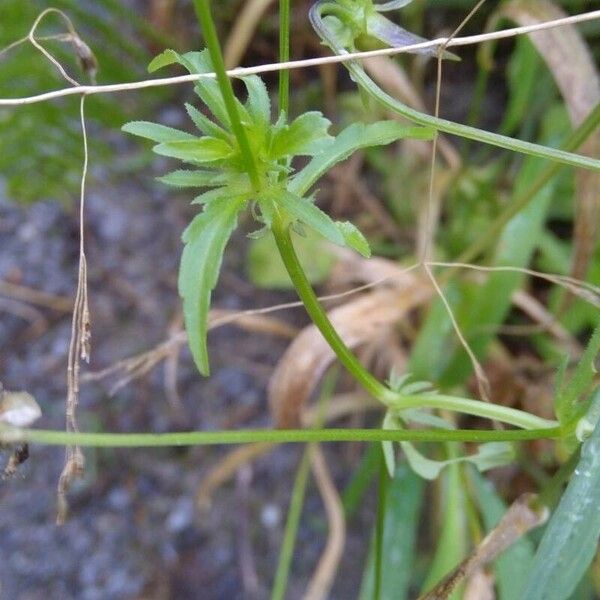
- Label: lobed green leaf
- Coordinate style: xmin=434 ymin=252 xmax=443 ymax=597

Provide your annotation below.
xmin=269 ymin=111 xmax=333 ymax=159
xmin=289 ymin=121 xmax=434 ymax=196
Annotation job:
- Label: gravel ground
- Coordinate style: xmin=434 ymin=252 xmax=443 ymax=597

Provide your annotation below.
xmin=0 ymin=177 xmax=372 ymax=599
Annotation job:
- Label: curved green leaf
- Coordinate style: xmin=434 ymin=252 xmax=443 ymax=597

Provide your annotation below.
xmin=359 ymin=464 xmax=425 ymax=600
xmin=148 ymin=48 xmax=182 ymax=73
xmin=178 ymin=198 xmax=246 ymax=375
xmin=289 ymin=121 xmax=433 ymax=196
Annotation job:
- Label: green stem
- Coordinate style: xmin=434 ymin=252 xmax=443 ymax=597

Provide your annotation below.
xmin=387 ymin=393 xmax=559 ymax=430
xmin=271 ymin=214 xmax=557 ymax=431
xmin=193 ymin=0 xmax=261 ymax=189
xmin=271 ymin=213 xmax=389 ymax=400
xmin=308 ymin=5 xmax=600 ymax=172
xmin=278 ymin=0 xmax=290 ymax=115
xmin=0 ymin=426 xmax=563 ymax=447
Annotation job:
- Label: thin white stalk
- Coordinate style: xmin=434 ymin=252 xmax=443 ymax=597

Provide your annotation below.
xmin=1 ymin=10 xmax=598 ymax=106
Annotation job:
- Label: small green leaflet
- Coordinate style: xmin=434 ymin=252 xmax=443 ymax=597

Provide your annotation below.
xmin=336 ymin=221 xmax=370 ymax=258
xmin=122 ymin=121 xmax=196 ymax=143
xmin=158 ymin=170 xmax=224 ymax=188
xmin=178 ymin=197 xmax=246 ymax=375
xmin=154 ymin=138 xmax=233 ymax=164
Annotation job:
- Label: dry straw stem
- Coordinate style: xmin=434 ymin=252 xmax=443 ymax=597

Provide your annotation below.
xmin=224 ymin=0 xmax=277 ymax=68
xmin=6 ymin=8 xmax=97 ymax=523
xmin=57 ymin=93 xmax=90 ymax=525
xmin=80 ymin=275 xmax=413 ymax=394
xmin=304 ymin=446 xmax=345 ymax=600
xmin=419 ymin=493 xmax=548 ymax=600
xmin=423 ymin=263 xmax=492 ymax=405
xmin=0 ymin=279 xmax=72 ymax=312
xmin=1 ymin=11 xmax=599 ymax=106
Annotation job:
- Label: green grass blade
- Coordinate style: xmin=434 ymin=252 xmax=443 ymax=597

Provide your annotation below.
xmin=439 ymin=155 xmax=555 ymax=386
xmin=420 ymin=457 xmax=466 ymax=599
xmin=555 ymin=323 xmax=600 ymax=426
xmin=342 ymin=443 xmax=380 ymax=519
xmin=271 ymin=445 xmax=312 ymax=600
xmin=359 ymin=464 xmax=425 ymax=600
xmin=520 ymin=417 xmax=600 ymax=600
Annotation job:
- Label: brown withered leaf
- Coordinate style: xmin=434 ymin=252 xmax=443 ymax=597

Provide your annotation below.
xmin=499 ymin=0 xmax=600 ymax=283
xmin=269 ymin=278 xmax=433 ymax=428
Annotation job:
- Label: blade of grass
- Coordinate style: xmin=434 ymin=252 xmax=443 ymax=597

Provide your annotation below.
xmin=271 ymin=368 xmax=337 ymax=599
xmin=520 ymin=415 xmax=600 ymax=600
xmin=440 ymin=153 xmax=555 ymax=386
xmin=420 ymin=454 xmax=466 ymax=600
xmin=342 ymin=442 xmax=380 ymax=519
xmin=359 ymin=464 xmax=425 ymax=600
xmin=555 ymin=323 xmax=600 ymax=427
xmin=271 ymin=444 xmax=312 ymax=600
xmin=457 ymin=102 xmax=600 ymax=266
xmin=413 ymin=112 xmax=559 ymax=388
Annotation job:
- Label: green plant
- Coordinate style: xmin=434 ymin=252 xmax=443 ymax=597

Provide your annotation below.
xmin=2 ymin=0 xmax=600 ymax=597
